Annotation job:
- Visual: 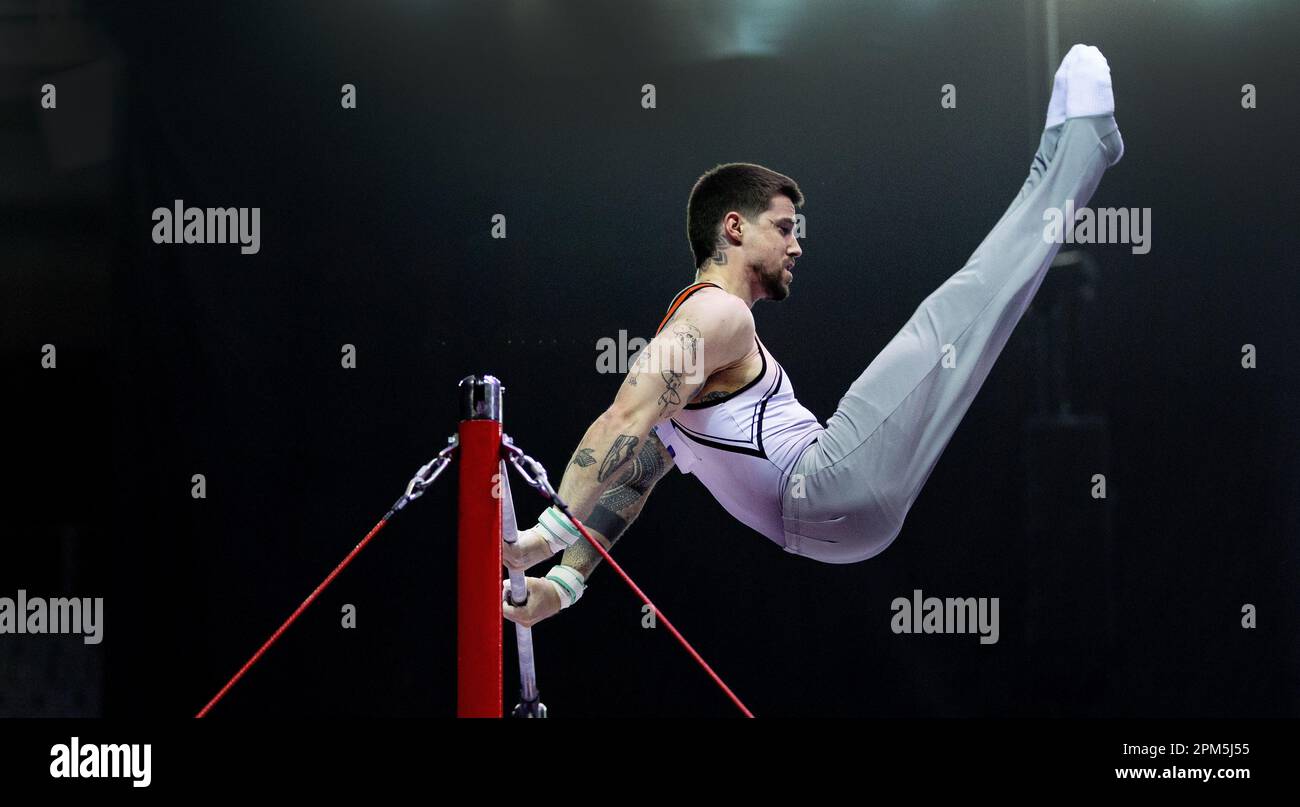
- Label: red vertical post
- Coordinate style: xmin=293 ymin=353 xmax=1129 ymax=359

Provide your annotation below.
xmin=457 ymin=375 xmax=504 ymax=717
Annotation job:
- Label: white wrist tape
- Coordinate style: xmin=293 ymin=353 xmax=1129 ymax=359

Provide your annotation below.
xmin=536 ymin=506 xmax=583 ymax=554
xmin=545 ymin=565 xmax=587 ymax=609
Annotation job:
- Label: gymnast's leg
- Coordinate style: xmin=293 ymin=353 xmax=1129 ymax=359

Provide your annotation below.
xmin=782 ymin=45 xmax=1125 ymax=563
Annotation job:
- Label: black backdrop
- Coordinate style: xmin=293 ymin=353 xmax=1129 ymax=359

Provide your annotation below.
xmin=4 ymin=0 xmax=1296 ymax=718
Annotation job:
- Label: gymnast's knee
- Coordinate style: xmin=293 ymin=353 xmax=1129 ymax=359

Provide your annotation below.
xmin=815 ymin=511 xmax=907 ymax=565
xmin=845 ymin=485 xmax=912 ymax=559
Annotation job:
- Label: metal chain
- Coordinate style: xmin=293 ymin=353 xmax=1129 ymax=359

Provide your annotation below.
xmin=502 ymin=434 xmax=565 ymax=508
xmin=392 ymin=434 xmax=459 ymax=513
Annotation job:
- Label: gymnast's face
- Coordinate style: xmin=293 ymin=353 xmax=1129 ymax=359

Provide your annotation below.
xmin=747 ymin=194 xmax=802 ymax=302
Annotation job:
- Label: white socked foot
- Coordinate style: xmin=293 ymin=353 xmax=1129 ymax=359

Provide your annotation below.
xmin=1044 ymin=43 xmax=1116 ymax=130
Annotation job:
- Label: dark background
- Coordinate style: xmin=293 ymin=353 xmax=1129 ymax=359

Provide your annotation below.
xmin=2 ymin=0 xmax=1296 ymax=718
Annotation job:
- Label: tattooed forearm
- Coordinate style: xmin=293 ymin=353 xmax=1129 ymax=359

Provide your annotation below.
xmin=587 ymin=431 xmax=668 ymax=535
xmin=584 ymin=503 xmax=627 ymax=541
xmin=601 ymin=430 xmax=667 ymax=511
xmin=564 ymin=430 xmax=670 ymax=577
xmin=597 ymin=434 xmax=639 ymax=482
xmin=570 ymin=448 xmax=596 ymax=468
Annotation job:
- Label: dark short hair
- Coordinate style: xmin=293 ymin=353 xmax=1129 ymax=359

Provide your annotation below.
xmin=687 ymin=163 xmax=804 ymax=270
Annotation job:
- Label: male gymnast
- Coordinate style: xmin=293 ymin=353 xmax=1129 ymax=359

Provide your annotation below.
xmin=503 ymin=44 xmax=1125 ymax=626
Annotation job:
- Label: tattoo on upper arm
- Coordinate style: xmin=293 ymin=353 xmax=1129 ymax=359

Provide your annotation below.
xmin=570 ymin=448 xmax=596 ymax=468
xmin=625 ymin=322 xmax=702 ymax=406
xmin=597 ymin=434 xmax=639 ymax=482
xmin=658 ymin=370 xmax=684 ymax=409
xmin=673 ymin=322 xmax=700 ymax=364
xmin=663 ymin=323 xmax=702 ymax=409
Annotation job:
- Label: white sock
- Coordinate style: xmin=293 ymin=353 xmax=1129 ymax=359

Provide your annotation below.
xmin=1045 ymin=43 xmax=1116 ymax=130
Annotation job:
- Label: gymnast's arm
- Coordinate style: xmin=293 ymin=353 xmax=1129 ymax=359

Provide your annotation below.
xmin=503 ymin=291 xmax=753 ymax=623
xmin=558 ymin=427 xmax=675 ymax=578
xmin=548 ymin=290 xmax=754 ymax=538
xmin=507 ymin=290 xmax=753 ymax=556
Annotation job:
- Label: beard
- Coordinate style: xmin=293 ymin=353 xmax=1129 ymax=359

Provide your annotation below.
xmin=755 ymin=261 xmax=791 ymax=302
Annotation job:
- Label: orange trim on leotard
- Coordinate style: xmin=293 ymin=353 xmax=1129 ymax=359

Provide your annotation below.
xmin=654 ymin=282 xmax=721 ymax=336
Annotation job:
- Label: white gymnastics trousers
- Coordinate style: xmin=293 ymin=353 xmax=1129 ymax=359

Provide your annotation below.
xmin=781 ymin=112 xmax=1125 ymax=563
